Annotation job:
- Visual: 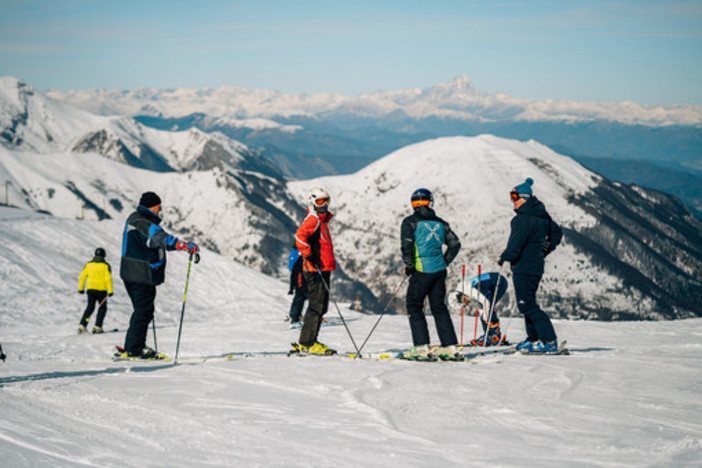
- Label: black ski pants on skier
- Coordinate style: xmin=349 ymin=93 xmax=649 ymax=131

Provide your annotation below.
xmin=299 ymin=271 xmax=329 ymax=347
xmin=80 ymin=290 xmax=108 ymax=328
xmin=123 ymin=281 xmax=157 ymax=355
xmin=406 ymin=270 xmax=458 ymax=347
xmin=513 ymin=273 xmax=557 ymax=343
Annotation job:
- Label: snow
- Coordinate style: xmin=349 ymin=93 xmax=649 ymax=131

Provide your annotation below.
xmin=1 ymin=206 xmax=702 ymax=467
xmin=0 ymin=77 xmax=251 ymax=172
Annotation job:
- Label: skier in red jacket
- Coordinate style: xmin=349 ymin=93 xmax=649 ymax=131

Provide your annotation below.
xmin=290 ymin=187 xmax=337 ymax=355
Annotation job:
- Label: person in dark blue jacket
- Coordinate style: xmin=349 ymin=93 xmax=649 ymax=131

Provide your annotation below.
xmin=120 ymin=191 xmax=199 ymax=359
xmin=401 ymin=188 xmax=462 ymax=361
xmin=498 ymin=178 xmax=562 ymax=354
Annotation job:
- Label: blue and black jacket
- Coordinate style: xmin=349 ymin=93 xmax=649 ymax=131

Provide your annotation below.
xmin=120 ymin=205 xmax=178 ymax=285
xmin=401 ymin=206 xmax=461 ymax=274
xmin=500 ymin=197 xmax=563 ymax=276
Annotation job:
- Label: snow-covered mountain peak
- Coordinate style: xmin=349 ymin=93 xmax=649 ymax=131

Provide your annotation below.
xmin=424 ymin=75 xmax=483 ymax=99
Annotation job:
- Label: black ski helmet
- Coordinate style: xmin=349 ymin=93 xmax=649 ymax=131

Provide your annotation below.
xmin=411 ymin=188 xmax=433 ymax=208
xmin=95 ymin=247 xmax=106 ymax=257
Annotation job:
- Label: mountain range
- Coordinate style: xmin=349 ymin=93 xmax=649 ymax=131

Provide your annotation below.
xmin=2 ymin=76 xmax=701 ymax=319
xmin=45 ymin=76 xmax=702 ymax=217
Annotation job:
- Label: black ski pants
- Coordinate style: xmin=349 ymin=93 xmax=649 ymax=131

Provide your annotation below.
xmin=80 ymin=290 xmax=108 ymax=328
xmin=123 ymin=281 xmax=157 ymax=355
xmin=288 ymin=287 xmax=307 ymax=323
xmin=513 ymin=273 xmax=557 ymax=343
xmin=406 ymin=270 xmax=458 ymax=347
xmin=299 ymin=271 xmax=329 ymax=347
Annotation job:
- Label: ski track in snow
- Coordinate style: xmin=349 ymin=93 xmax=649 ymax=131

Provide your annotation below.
xmin=1 ymin=207 xmax=702 ymax=467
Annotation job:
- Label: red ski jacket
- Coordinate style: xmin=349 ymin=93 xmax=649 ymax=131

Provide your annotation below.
xmin=295 ymin=210 xmax=336 ymax=272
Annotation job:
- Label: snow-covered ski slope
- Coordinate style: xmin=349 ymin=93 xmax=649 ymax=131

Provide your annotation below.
xmin=1 ymin=207 xmax=701 ymax=467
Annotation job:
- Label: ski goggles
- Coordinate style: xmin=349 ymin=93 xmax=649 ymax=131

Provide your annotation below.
xmin=411 ymin=199 xmax=431 ymax=208
xmin=509 ymin=191 xmax=520 ymax=201
xmin=313 ymin=197 xmax=330 ymax=206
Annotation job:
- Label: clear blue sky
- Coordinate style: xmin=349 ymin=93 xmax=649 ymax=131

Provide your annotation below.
xmin=1 ymin=0 xmax=700 ymax=105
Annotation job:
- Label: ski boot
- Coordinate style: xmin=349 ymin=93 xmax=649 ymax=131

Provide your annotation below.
xmin=519 ymin=340 xmax=558 ymax=355
xmin=434 ymin=345 xmax=464 ymax=361
xmin=401 ymin=344 xmax=435 ymax=361
xmin=131 ymin=347 xmax=159 ymax=359
xmin=77 ymin=324 xmax=88 ymax=334
xmin=308 ymin=342 xmax=336 ymax=355
xmin=515 ymin=338 xmax=537 ymax=352
xmin=470 ymin=322 xmax=503 ymax=347
xmin=92 ymin=326 xmax=104 ymax=334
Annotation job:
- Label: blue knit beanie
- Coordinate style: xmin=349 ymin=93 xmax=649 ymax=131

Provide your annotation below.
xmin=512 ymin=178 xmax=534 ymax=198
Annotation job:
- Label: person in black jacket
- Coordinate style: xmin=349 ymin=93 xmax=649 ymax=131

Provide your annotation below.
xmin=401 ymin=188 xmax=462 ymax=361
xmin=120 ymin=191 xmax=199 ymax=358
xmin=498 ymin=178 xmax=563 ymax=354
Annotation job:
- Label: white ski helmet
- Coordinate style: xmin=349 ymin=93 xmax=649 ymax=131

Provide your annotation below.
xmin=308 ymin=187 xmax=331 ymax=208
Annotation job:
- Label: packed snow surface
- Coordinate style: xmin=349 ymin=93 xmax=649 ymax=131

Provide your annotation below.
xmin=1 ymin=207 xmax=701 ymax=467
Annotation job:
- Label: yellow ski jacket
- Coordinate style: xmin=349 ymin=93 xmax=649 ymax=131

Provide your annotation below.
xmin=78 ymin=257 xmax=113 ymax=294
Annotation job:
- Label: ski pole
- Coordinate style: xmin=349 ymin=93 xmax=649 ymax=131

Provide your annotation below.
xmin=152 ymin=316 xmax=158 ymax=352
xmin=174 ymin=252 xmax=200 ymax=364
xmin=481 ymin=264 xmax=506 ymax=351
xmin=317 ymin=270 xmax=361 ymax=356
xmin=356 ymin=275 xmax=409 ymax=357
xmin=502 ymin=301 xmax=518 ymax=343
xmin=460 ymin=264 xmax=465 ymax=347
xmin=474 ymin=265 xmax=481 ymax=342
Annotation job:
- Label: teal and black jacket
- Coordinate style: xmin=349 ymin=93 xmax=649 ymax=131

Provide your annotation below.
xmin=120 ymin=205 xmax=178 ymax=285
xmin=401 ymin=206 xmax=461 ymax=274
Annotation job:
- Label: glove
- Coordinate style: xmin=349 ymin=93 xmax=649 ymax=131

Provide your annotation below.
xmin=288 ymin=287 xmax=294 ymax=295
xmin=305 ymin=254 xmax=321 ymax=269
xmin=542 ymin=241 xmax=552 ymax=257
xmin=404 ymin=265 xmax=415 ymax=277
xmin=108 ymin=293 xmax=114 ymax=297
xmin=176 ymin=240 xmax=199 ymax=255
xmin=79 ymin=290 xmax=85 ymax=295
xmin=497 ymin=257 xmax=504 ymax=267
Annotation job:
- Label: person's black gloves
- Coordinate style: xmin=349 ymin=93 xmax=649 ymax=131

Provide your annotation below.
xmin=497 ymin=257 xmax=504 ymax=267
xmin=404 ymin=265 xmax=415 ymax=277
xmin=108 ymin=293 xmax=113 ymax=297
xmin=542 ymin=241 xmax=552 ymax=257
xmin=79 ymin=290 xmax=85 ymax=295
xmin=288 ymin=287 xmax=294 ymax=295
xmin=305 ymin=254 xmax=321 ymax=269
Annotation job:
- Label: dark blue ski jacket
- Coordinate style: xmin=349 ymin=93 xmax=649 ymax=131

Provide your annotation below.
xmin=120 ymin=205 xmax=178 ymax=285
xmin=500 ymin=197 xmax=562 ymax=276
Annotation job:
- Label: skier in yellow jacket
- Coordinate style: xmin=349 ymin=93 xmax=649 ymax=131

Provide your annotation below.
xmin=78 ymin=248 xmax=114 ymax=334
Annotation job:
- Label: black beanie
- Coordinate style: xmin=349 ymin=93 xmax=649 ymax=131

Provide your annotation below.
xmin=139 ymin=191 xmax=161 ymax=208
